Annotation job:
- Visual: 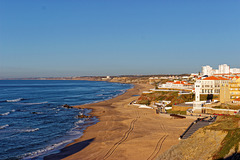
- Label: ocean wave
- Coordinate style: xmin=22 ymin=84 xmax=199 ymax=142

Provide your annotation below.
xmin=74 ymin=119 xmax=84 ymax=126
xmin=1 ymin=112 xmax=10 ymax=116
xmin=0 ymin=124 xmax=9 ymax=129
xmin=23 ymin=139 xmax=73 ymax=159
xmin=20 ymin=128 xmax=39 ymax=133
xmin=6 ymin=98 xmax=24 ymax=102
xmin=23 ymin=101 xmax=48 ymax=105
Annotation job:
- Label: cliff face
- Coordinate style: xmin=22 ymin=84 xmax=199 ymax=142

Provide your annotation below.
xmin=157 ymin=129 xmax=227 ymax=160
xmin=157 ymin=115 xmax=240 ymax=160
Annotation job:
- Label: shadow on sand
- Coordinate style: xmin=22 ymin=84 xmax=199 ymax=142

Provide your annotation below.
xmin=44 ymin=138 xmax=95 ymax=160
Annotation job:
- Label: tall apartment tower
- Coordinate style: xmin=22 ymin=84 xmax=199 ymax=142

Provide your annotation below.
xmin=218 ymin=64 xmax=230 ymax=74
xmin=202 ymin=65 xmax=213 ymax=76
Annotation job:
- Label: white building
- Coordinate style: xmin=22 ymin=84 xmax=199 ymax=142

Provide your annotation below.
xmin=159 ymin=81 xmax=193 ymax=89
xmin=195 ymin=76 xmax=229 ymax=94
xmin=202 ymin=65 xmax=213 ymax=76
xmin=218 ymin=64 xmax=230 ymax=74
xmin=230 ymin=68 xmax=240 ymax=74
xmin=202 ymin=64 xmax=240 ymax=76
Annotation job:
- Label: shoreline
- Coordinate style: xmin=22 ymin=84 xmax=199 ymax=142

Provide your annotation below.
xmin=44 ymin=83 xmax=195 ymax=160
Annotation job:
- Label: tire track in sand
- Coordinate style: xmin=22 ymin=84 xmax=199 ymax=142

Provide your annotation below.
xmin=147 ymin=135 xmax=168 ymax=160
xmin=147 ymin=120 xmax=169 ymax=160
xmin=103 ymin=118 xmax=137 ymax=159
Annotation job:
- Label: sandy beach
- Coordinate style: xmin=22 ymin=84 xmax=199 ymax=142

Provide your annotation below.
xmin=44 ymin=83 xmax=195 ymax=160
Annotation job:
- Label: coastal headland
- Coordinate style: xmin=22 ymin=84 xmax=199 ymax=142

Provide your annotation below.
xmin=44 ymin=83 xmax=195 ymax=160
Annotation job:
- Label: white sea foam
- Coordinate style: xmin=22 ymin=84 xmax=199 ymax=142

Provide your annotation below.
xmin=1 ymin=112 xmax=10 ymax=116
xmin=6 ymin=98 xmax=23 ymax=102
xmin=0 ymin=124 xmax=9 ymax=129
xmin=24 ymin=101 xmax=48 ymax=105
xmin=11 ymin=109 xmax=16 ymax=112
xmin=23 ymin=139 xmax=73 ymax=159
xmin=75 ymin=119 xmax=84 ymax=125
xmin=21 ymin=128 xmax=39 ymax=133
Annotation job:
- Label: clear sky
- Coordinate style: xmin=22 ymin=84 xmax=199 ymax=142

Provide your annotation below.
xmin=0 ymin=0 xmax=240 ymax=78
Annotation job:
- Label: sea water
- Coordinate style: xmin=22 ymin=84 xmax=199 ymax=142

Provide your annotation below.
xmin=0 ymin=80 xmax=132 ymax=159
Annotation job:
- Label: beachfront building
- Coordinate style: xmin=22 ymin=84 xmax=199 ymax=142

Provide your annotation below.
xmin=229 ymin=77 xmax=240 ymax=100
xmin=220 ymin=77 xmax=240 ymax=103
xmin=196 ymin=76 xmax=229 ymax=94
xmin=159 ymin=80 xmax=193 ymax=90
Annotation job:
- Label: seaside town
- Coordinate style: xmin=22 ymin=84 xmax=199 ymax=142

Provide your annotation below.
xmin=145 ymin=64 xmax=240 ymax=116
xmin=32 ymin=64 xmax=240 ymax=160
xmin=2 ymin=64 xmax=240 ymax=160
xmin=1 ymin=1 xmax=240 ymax=159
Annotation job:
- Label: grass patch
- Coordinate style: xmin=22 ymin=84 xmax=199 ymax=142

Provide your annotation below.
xmin=166 ymin=109 xmax=186 ymax=115
xmin=212 ymin=104 xmax=240 ymax=110
xmin=206 ymin=116 xmax=240 ymax=159
xmin=136 ymin=91 xmax=194 ymax=106
xmin=213 ymin=129 xmax=240 ymax=160
xmin=137 ymin=99 xmax=150 ymax=105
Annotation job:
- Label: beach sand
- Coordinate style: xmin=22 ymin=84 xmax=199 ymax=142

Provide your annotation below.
xmin=44 ymin=83 xmax=195 ymax=160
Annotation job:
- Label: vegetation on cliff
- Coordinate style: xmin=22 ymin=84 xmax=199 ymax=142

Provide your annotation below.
xmin=206 ymin=115 xmax=240 ymax=159
xmin=136 ymin=91 xmax=218 ymax=106
xmin=212 ymin=103 xmax=240 ymax=110
xmin=136 ymin=91 xmax=193 ymax=106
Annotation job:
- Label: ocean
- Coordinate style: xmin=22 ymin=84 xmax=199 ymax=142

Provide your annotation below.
xmin=0 ymin=80 xmax=132 ymax=160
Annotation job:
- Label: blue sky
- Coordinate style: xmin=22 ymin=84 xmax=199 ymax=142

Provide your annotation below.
xmin=0 ymin=0 xmax=240 ymax=78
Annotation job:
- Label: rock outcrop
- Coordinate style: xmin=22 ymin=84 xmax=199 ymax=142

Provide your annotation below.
xmin=63 ymin=104 xmax=73 ymax=108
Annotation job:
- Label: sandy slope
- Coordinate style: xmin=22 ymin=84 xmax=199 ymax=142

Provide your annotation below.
xmin=44 ymin=84 xmax=195 ymax=160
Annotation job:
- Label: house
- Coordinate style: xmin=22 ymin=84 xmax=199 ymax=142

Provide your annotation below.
xmin=197 ymin=76 xmax=229 ymax=94
xmin=159 ymin=80 xmax=193 ymax=89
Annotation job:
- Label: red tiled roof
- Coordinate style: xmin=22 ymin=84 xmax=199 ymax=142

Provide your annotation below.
xmin=203 ymin=76 xmax=220 ymax=80
xmin=173 ymin=81 xmax=192 ymax=85
xmin=229 ymin=76 xmax=240 ymax=80
xmin=213 ymin=73 xmax=231 ymax=75
xmin=218 ymin=77 xmax=229 ymax=80
xmin=203 ymin=76 xmax=229 ymax=81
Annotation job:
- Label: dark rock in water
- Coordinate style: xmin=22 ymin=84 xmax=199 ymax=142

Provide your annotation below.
xmin=63 ymin=104 xmax=72 ymax=108
xmin=31 ymin=112 xmax=42 ymax=114
xmin=77 ymin=115 xmax=93 ymax=119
